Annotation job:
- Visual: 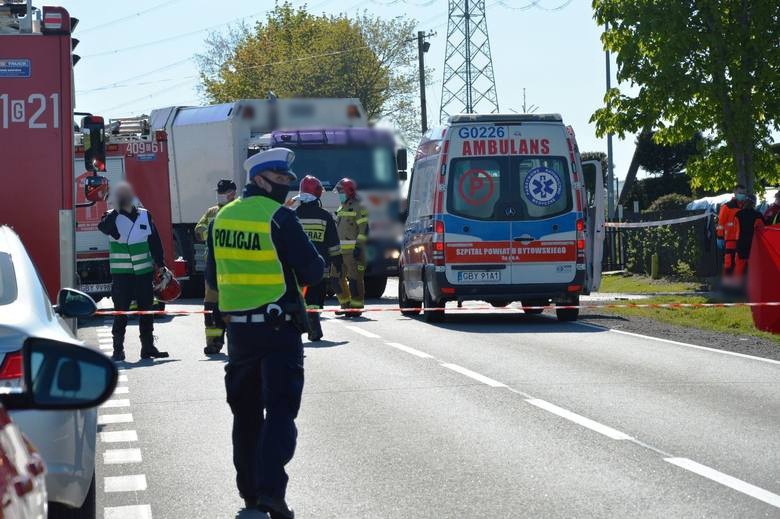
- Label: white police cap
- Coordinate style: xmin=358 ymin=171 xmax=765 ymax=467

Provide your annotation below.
xmin=244 ymin=147 xmax=296 ymax=183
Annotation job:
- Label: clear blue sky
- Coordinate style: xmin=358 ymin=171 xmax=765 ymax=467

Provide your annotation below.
xmin=61 ymin=0 xmax=638 ymax=181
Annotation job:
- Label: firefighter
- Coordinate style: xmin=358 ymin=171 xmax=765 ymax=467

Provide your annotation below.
xmin=98 ymin=182 xmax=169 ymax=361
xmin=334 ymin=178 xmax=369 ymax=316
xmin=733 ymin=194 xmax=765 ymax=283
xmin=716 ymin=184 xmax=747 ymax=287
xmin=206 ymin=148 xmax=324 ymax=517
xmin=195 ymin=179 xmax=237 ymax=355
xmin=294 ymin=175 xmax=343 ymax=341
xmin=764 ymin=191 xmax=780 ymax=226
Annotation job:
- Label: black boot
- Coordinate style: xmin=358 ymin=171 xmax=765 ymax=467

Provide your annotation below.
xmin=307 ymin=311 xmax=323 ymax=341
xmin=256 ymin=495 xmax=294 ymax=519
xmin=111 ymin=337 xmax=125 ymax=362
xmin=140 ymin=335 xmax=169 ymax=359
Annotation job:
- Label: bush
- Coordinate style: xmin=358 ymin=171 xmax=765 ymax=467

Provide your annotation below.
xmin=672 ymin=260 xmax=697 ymax=282
xmin=621 ymin=212 xmax=702 ymax=278
xmin=646 ymin=193 xmax=693 ymax=212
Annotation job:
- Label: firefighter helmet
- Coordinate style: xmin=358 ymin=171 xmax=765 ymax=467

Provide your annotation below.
xmin=299 ymin=175 xmax=323 ymax=198
xmin=84 ymin=174 xmax=109 ymax=202
xmin=153 ymin=267 xmax=181 ymax=303
xmin=335 ymin=178 xmax=357 ymax=198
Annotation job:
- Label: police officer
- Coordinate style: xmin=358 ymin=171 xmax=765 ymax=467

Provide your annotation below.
xmin=98 ymin=182 xmax=169 ymax=361
xmin=334 ymin=178 xmax=369 ymax=316
xmin=195 ymin=179 xmax=237 ymax=355
xmin=294 ymin=175 xmax=342 ymax=341
xmin=207 ymin=148 xmax=324 ymax=517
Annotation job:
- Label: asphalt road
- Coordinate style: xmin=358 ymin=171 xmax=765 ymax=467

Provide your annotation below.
xmin=82 ymin=280 xmax=780 ymax=518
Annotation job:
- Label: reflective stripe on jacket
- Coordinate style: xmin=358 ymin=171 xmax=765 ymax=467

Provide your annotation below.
xmin=195 ymin=205 xmax=221 ymax=242
xmin=336 ymin=198 xmax=368 ymax=251
xmin=109 ymin=209 xmax=153 ymax=275
xmin=717 ymin=199 xmax=743 ymax=242
xmin=295 ymin=201 xmax=341 ymax=264
xmin=212 ymin=196 xmax=286 ymax=312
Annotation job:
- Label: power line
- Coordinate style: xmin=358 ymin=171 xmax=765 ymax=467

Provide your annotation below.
xmin=77 ymin=0 xmax=185 ymax=34
xmin=76 ymin=57 xmax=194 ymax=94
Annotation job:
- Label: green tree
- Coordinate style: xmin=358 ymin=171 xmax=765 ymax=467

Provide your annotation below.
xmin=195 ymin=3 xmax=420 ymax=139
xmin=635 ymin=131 xmax=703 ymax=178
xmin=591 ymin=0 xmax=780 ymax=192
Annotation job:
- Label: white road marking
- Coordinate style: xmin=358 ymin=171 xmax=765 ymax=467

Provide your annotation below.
xmin=345 ymin=326 xmax=381 ymax=338
xmin=98 ymin=413 xmax=133 ymax=425
xmin=118 ymin=374 xmax=128 ymax=382
xmin=577 ymin=323 xmax=780 ymax=366
xmin=665 ymin=457 xmax=780 ymax=508
xmin=100 ymin=345 xmax=113 ymax=352
xmin=98 ymin=337 xmax=113 ymax=343
xmin=104 ymin=474 xmax=147 ymax=492
xmin=101 ymin=399 xmax=130 ymax=408
xmin=113 ymin=386 xmax=129 ymax=394
xmin=385 ymin=342 xmax=434 ymax=359
xmin=525 ymin=399 xmax=633 ymax=440
xmin=100 ymin=430 xmax=138 ymax=443
xmin=97 ymin=330 xmax=112 ymax=336
xmin=440 ymin=363 xmax=507 ymax=387
xmin=104 ymin=448 xmax=143 ymax=465
xmin=104 ymin=504 xmax=153 ymax=519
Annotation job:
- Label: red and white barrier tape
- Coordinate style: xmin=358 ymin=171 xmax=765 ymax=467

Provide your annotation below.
xmin=94 ymin=301 xmax=780 ymax=316
xmin=604 ymin=212 xmax=709 ymax=229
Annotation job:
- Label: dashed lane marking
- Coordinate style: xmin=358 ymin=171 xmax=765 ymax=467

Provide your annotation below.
xmin=665 ymin=458 xmax=780 ymax=509
xmin=104 ymin=504 xmax=153 ymax=519
xmin=344 ymin=325 xmax=381 ymax=338
xmin=101 ymin=399 xmax=131 ymax=408
xmin=104 ymin=448 xmax=143 ymax=465
xmin=98 ymin=413 xmax=133 ymax=425
xmin=100 ymin=430 xmax=138 ymax=443
xmin=385 ymin=342 xmax=435 ymax=359
xmin=113 ymin=386 xmax=129 ymax=394
xmin=118 ymin=374 xmax=128 ymax=382
xmin=525 ymin=398 xmax=633 ymax=440
xmin=104 ymin=474 xmax=147 ymax=492
xmin=440 ymin=363 xmax=507 ymax=388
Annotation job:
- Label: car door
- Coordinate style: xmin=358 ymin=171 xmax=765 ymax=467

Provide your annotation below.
xmin=581 ymin=160 xmax=605 ymax=291
xmin=509 ymin=156 xmax=578 ymax=285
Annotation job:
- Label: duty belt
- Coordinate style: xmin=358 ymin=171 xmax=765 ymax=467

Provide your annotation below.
xmin=230 ymin=314 xmax=292 ymax=324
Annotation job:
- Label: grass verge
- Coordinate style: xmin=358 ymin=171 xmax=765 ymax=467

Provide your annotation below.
xmin=603 ymin=295 xmax=780 ymax=345
xmin=599 ymin=274 xmax=701 ymax=294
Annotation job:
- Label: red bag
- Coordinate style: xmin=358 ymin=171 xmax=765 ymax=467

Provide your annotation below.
xmin=748 ymin=227 xmax=780 ymax=333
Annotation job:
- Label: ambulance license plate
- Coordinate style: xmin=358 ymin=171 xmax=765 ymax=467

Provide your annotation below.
xmin=457 ymin=271 xmax=501 ymax=283
xmin=80 ymin=283 xmax=112 ymax=294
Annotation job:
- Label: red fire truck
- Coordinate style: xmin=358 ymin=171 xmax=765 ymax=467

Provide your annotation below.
xmin=0 ymin=1 xmax=78 ymax=301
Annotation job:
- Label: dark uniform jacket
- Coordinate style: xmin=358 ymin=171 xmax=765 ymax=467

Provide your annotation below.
xmin=735 ymin=208 xmax=764 ymax=259
xmin=295 ymin=200 xmax=343 ymax=272
xmin=98 ymin=207 xmax=165 ymax=267
xmin=205 ymin=184 xmax=325 ymax=313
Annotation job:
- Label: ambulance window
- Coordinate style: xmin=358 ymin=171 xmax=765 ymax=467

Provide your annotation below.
xmin=408 ymin=157 xmax=437 ymax=222
xmin=514 ymin=157 xmax=572 ymax=219
xmin=447 ymin=158 xmax=504 ymax=220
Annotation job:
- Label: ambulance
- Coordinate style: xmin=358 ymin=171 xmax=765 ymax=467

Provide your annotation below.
xmin=399 ymin=114 xmax=605 ymax=322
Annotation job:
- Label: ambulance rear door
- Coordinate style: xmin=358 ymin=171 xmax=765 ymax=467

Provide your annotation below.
xmin=507 ymin=124 xmax=578 ymax=286
xmin=581 ymin=160 xmax=605 ymax=291
xmin=442 ymin=125 xmax=513 ymax=288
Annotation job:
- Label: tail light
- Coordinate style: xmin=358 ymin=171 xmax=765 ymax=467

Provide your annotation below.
xmin=155 ymin=130 xmax=168 ymax=142
xmin=433 ymin=220 xmax=446 ymax=266
xmin=0 ymin=352 xmax=23 ymax=385
xmin=576 ymin=218 xmax=586 ymax=264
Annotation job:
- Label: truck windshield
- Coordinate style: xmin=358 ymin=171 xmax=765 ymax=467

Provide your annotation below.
xmin=447 ymin=156 xmax=572 ymax=220
xmin=287 ymin=146 xmax=397 ymax=190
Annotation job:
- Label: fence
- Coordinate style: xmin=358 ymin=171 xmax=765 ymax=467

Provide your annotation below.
xmin=602 ymin=210 xmax=721 ymax=278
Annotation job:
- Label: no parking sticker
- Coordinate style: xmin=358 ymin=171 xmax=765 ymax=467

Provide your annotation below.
xmin=457 ymin=169 xmax=494 ymax=206
xmin=524 ymin=167 xmax=562 ymax=207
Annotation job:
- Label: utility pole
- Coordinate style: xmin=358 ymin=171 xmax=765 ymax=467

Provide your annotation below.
xmin=417 ymin=30 xmax=431 ymax=134
xmin=605 ymin=22 xmax=615 ymax=218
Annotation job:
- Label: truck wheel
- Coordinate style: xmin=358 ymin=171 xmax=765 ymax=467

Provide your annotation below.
xmin=423 ymin=279 xmax=445 ymax=323
xmin=49 ymin=472 xmax=96 ymax=519
xmin=398 ymin=271 xmax=420 ymax=316
xmin=521 ymin=299 xmax=545 ymax=315
xmin=365 ymin=276 xmax=388 ymax=299
xmin=490 ymin=300 xmax=510 ymax=308
xmin=556 ymin=296 xmax=580 ymax=322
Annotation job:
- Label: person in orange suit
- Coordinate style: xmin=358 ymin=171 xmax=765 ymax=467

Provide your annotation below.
xmin=717 ymin=184 xmax=746 ymax=287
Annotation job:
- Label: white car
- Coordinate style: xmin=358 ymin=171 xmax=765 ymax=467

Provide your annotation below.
xmin=0 ymin=226 xmax=104 ymax=518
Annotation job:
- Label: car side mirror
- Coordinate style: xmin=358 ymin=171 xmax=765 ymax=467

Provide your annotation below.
xmin=55 ymin=288 xmax=97 ymax=318
xmin=1 ymin=339 xmax=118 ymax=411
xmin=396 ymin=148 xmax=408 ymax=179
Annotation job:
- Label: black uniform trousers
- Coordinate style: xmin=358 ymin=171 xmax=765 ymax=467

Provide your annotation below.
xmin=111 ymin=272 xmax=154 ymax=350
xmin=225 ymin=321 xmax=304 ymax=500
xmin=304 ymin=278 xmax=328 ymax=309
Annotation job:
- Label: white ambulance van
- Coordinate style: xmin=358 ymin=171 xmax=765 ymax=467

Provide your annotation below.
xmin=399 ymin=114 xmax=605 ymax=322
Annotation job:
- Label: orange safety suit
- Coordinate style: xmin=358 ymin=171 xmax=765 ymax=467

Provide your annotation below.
xmin=717 ymin=198 xmax=743 ymax=279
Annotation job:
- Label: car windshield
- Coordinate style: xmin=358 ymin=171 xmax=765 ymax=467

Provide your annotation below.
xmin=0 ymin=252 xmax=18 ymax=306
xmin=447 ymin=156 xmax=572 ymax=220
xmin=288 ymin=146 xmax=398 ymax=190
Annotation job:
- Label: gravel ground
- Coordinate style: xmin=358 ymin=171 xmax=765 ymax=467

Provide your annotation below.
xmin=579 ymin=312 xmax=780 ymax=361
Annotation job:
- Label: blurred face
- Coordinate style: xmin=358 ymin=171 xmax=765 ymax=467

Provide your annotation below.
xmin=114 ymin=183 xmax=135 ymax=209
xmin=735 ymin=186 xmax=747 ymax=201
